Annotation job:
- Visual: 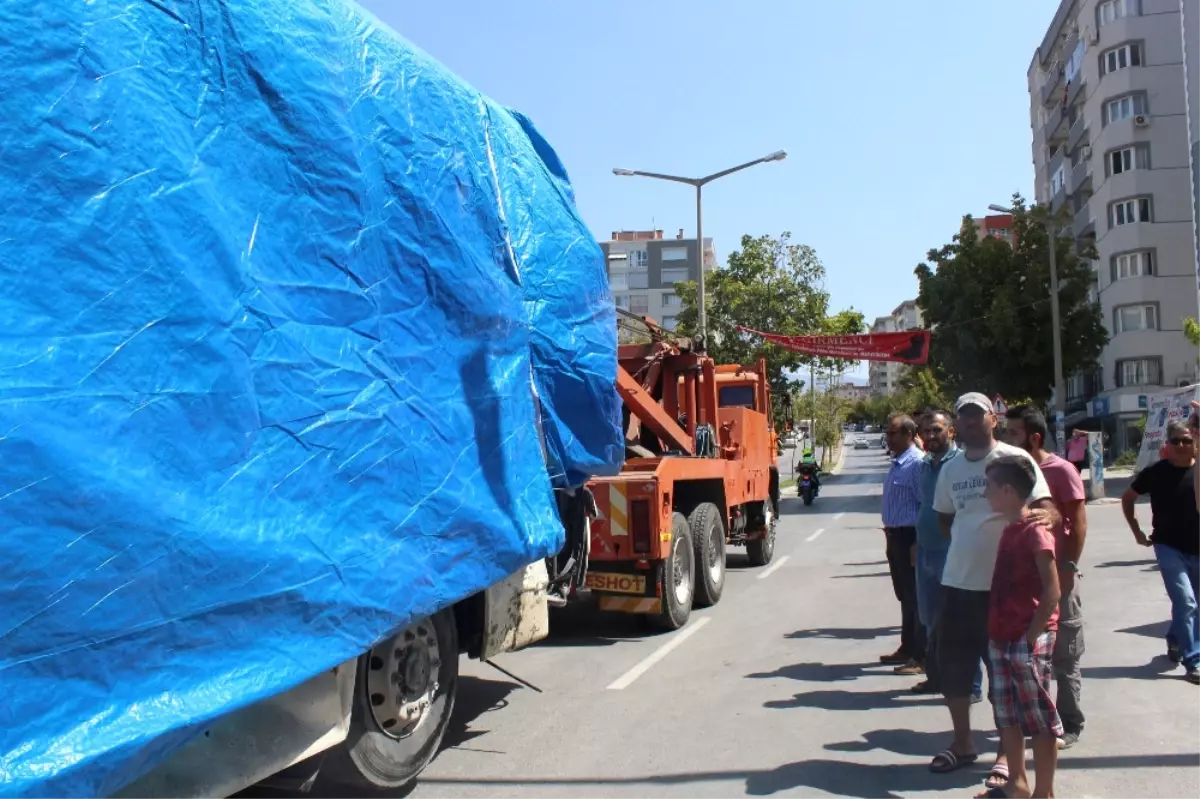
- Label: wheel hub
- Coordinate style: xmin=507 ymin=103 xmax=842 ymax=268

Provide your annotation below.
xmin=672 ymin=536 xmax=692 ymax=605
xmin=367 ymin=620 xmax=441 ymax=739
xmin=708 ymin=526 xmax=723 ymax=582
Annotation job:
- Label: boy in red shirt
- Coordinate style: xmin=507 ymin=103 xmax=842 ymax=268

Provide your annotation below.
xmin=979 ymin=456 xmax=1063 ymax=799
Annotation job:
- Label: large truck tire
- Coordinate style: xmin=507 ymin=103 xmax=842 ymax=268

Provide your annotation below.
xmin=320 ymin=609 xmax=459 ymax=792
xmin=649 ymin=512 xmax=694 ymax=631
xmin=689 ymin=502 xmax=726 ymax=607
xmin=746 ymin=494 xmax=778 ymax=567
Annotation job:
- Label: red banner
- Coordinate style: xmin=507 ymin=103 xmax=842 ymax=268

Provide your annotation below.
xmin=738 ymin=327 xmax=930 ymax=364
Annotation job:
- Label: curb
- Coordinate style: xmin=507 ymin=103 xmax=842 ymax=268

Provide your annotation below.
xmin=828 ymin=440 xmax=849 ymax=476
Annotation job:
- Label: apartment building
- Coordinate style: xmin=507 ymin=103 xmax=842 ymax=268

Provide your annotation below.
xmin=601 ymin=229 xmax=716 ymax=331
xmin=867 ymin=300 xmax=925 ymax=396
xmin=1028 ymin=0 xmax=1200 ymax=451
xmin=976 ymin=213 xmax=1016 ymax=244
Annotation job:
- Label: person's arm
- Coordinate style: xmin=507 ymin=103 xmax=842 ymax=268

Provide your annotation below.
xmin=1121 ymin=483 xmax=1151 ymax=547
xmin=1060 ymin=467 xmax=1088 ymax=593
xmin=1190 ymin=400 xmax=1199 ymax=511
xmin=1023 ymin=453 xmax=1060 ymax=528
xmin=932 ymin=464 xmax=954 ymax=540
xmin=1028 ymin=548 xmax=1062 ymax=647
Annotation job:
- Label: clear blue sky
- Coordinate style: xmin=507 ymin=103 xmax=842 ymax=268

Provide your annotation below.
xmin=357 ymin=0 xmax=1054 ymax=377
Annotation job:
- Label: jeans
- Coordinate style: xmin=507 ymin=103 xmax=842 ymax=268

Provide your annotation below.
xmin=886 ymin=527 xmax=925 ymax=660
xmin=1154 ymin=543 xmax=1200 ymax=669
xmin=917 ymin=545 xmax=983 ymax=697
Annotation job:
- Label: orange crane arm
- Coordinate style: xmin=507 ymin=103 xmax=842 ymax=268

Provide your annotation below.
xmin=616 ymin=367 xmax=694 ymax=455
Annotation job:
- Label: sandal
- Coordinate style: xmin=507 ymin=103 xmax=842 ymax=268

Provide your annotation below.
xmin=984 ymin=762 xmax=1010 ymax=789
xmin=929 ymin=748 xmax=978 ymax=773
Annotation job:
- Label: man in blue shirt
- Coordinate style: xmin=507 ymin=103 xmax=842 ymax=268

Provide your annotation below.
xmin=911 ymin=409 xmax=982 ymax=701
xmin=881 ymin=413 xmax=926 ymax=673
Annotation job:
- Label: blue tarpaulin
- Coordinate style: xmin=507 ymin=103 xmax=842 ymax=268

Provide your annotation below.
xmin=0 ymin=1 xmax=621 ymax=795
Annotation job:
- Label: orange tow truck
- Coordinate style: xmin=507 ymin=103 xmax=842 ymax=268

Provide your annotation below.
xmin=576 ymin=335 xmax=781 ymax=629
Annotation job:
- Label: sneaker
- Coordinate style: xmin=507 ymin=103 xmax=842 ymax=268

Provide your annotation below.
xmin=911 ymin=679 xmax=939 ymax=694
xmin=1185 ymin=668 xmax=1200 ymax=685
xmin=1057 ymin=731 xmax=1081 ymax=750
xmin=1168 ymin=643 xmax=1183 ymax=664
xmin=879 ymin=649 xmax=908 ymax=664
xmin=893 ymin=660 xmax=925 ymax=675
xmin=970 ymin=693 xmax=983 ymax=705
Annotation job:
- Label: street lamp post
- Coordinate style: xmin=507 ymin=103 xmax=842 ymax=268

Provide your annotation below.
xmin=990 ymin=203 xmax=1066 ymax=450
xmin=613 ymin=150 xmax=787 ymax=350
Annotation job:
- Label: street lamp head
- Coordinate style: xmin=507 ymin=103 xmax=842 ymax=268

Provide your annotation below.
xmin=988 ymin=203 xmax=1014 ymax=214
xmin=764 ymin=150 xmax=788 ymax=162
xmin=612 ymin=168 xmax=637 ymax=176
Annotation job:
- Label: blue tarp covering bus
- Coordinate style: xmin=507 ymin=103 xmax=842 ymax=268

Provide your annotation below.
xmin=0 ymin=1 xmax=621 ymax=795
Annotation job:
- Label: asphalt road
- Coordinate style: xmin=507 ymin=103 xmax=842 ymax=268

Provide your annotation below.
xmin=399 ymin=443 xmax=1199 ymax=799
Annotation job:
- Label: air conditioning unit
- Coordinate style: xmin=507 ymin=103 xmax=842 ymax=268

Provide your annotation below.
xmin=1086 ymin=27 xmax=1099 ymax=45
xmin=1133 ymin=114 xmax=1150 ymax=127
xmin=1081 ymin=145 xmax=1092 ymax=159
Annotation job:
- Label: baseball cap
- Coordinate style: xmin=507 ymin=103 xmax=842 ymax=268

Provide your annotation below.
xmin=955 ymin=392 xmax=994 ymax=414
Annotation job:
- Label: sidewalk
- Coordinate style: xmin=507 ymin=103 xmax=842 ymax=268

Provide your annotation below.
xmin=1082 ymin=465 xmax=1134 ymax=504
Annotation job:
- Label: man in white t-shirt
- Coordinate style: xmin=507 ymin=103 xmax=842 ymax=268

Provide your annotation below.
xmin=927 ymin=393 xmax=1059 ymax=784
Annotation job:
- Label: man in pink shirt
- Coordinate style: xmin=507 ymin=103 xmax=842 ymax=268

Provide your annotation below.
xmin=1008 ymin=407 xmax=1088 ymax=751
xmin=1066 ymin=430 xmax=1088 ymax=473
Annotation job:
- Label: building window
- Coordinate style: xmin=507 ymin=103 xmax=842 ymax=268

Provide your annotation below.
xmin=661 ymin=292 xmax=681 ymax=308
xmin=630 ymin=250 xmax=649 ymax=269
xmin=613 ymin=294 xmax=630 ymax=310
xmin=1098 ymin=0 xmax=1137 ymax=26
xmin=609 ymin=272 xmax=628 ymax=291
xmin=1111 ymin=250 xmax=1154 ymax=281
xmin=661 ymin=316 xmax=677 ymax=331
xmin=628 ymin=271 xmax=648 ymax=290
xmin=629 ymin=294 xmax=649 ymax=315
xmin=1114 ymin=303 xmax=1157 ymax=333
xmin=1101 ymin=43 xmax=1142 ymax=75
xmin=660 ymin=267 xmax=689 ymax=285
xmin=1116 ymin=356 xmax=1162 ymax=387
xmin=1108 ymin=196 xmax=1151 ymax=227
xmin=661 ymin=247 xmax=688 ymax=262
xmin=1103 ymin=93 xmax=1147 ymax=125
xmin=1107 ymin=145 xmax=1149 ymax=175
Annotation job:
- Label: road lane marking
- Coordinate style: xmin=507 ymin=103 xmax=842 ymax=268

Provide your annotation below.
xmin=833 ymin=512 xmax=845 ymax=522
xmin=756 ymin=555 xmax=791 ymax=580
xmin=605 ymin=617 xmax=712 ymax=691
xmin=805 ymin=528 xmax=826 ymax=543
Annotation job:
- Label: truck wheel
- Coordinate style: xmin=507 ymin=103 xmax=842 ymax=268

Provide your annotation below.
xmin=747 ymin=497 xmax=777 ymax=567
xmin=689 ymin=502 xmax=725 ymax=607
xmin=649 ymin=512 xmax=693 ymax=630
xmin=320 ymin=609 xmax=458 ymax=791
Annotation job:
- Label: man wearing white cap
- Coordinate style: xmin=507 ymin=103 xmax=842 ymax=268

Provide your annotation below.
xmin=928 ymin=392 xmax=1059 ymax=789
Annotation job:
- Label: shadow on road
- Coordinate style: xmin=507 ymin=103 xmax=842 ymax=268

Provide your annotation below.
xmin=787 ymin=625 xmax=899 ymax=641
xmin=746 ymin=661 xmax=878 ymax=683
xmin=415 ymin=752 xmax=1200 ymax=797
xmin=1116 ymin=620 xmax=1171 ymax=639
xmin=825 ymin=727 xmax=997 ymax=758
xmin=844 ymin=560 xmax=888 ymax=567
xmin=831 ymin=571 xmax=891 ymax=580
xmin=541 ymin=603 xmax=653 ymax=648
xmin=440 ymin=675 xmax=521 ymax=751
xmin=765 ymin=687 xmax=940 ymax=712
xmin=1082 ymin=659 xmax=1181 ymax=681
xmin=1095 ymin=558 xmax=1159 ymax=571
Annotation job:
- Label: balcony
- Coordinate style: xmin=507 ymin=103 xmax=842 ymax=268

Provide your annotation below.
xmin=1040 ymin=68 xmax=1064 ymax=107
xmin=1067 ymin=116 xmax=1088 ymax=152
xmin=1042 ymin=102 xmax=1067 ymax=145
xmin=1064 ymin=370 xmax=1103 ymax=415
xmin=1073 ymin=204 xmax=1095 ymax=239
xmin=1066 ymin=71 xmax=1086 ymax=107
xmin=1069 ymin=160 xmax=1092 ymax=195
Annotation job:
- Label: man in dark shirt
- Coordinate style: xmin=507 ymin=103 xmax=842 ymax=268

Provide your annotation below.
xmin=1121 ymin=420 xmax=1200 ymax=684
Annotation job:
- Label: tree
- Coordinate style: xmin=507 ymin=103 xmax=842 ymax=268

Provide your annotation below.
xmin=914 ymin=194 xmax=1108 ymax=405
xmin=1185 ymin=317 xmax=1200 ymax=348
xmin=675 ymin=232 xmax=830 ymax=406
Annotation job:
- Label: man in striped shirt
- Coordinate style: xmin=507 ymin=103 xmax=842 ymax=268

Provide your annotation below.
xmin=881 ymin=412 xmax=927 ymax=673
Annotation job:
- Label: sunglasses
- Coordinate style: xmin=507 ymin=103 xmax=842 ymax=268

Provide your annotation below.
xmin=1168 ymin=437 xmax=1194 ymax=446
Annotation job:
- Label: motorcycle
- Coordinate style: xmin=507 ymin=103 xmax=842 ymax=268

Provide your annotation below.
xmin=797 ymin=463 xmax=820 ymax=506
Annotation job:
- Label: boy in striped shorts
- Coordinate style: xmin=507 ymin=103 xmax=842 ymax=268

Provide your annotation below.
xmin=979 ymin=456 xmax=1063 ymax=799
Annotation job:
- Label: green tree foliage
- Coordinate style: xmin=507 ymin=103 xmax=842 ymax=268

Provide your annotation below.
xmin=913 ymin=195 xmax=1108 ymax=405
xmin=675 ymin=232 xmax=830 ymax=401
xmin=1185 ymin=317 xmax=1200 ymax=348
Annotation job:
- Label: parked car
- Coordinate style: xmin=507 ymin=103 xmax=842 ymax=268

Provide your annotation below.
xmin=853 ymin=436 xmax=869 ymax=450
